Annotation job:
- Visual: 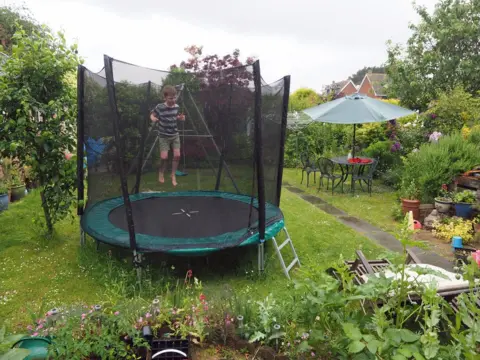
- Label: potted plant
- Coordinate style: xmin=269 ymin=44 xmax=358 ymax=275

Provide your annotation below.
xmin=453 ymin=190 xmax=476 ymax=219
xmin=400 ymin=180 xmax=421 ymax=221
xmin=8 ymin=168 xmax=26 ymax=202
xmin=0 ymin=180 xmax=8 ymax=212
xmin=434 ymin=184 xmax=453 ymax=214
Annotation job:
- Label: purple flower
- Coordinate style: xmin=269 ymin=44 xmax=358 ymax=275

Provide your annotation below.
xmin=431 ymin=113 xmax=437 ymax=119
xmin=389 ymin=119 xmax=397 ymax=126
xmin=390 ymin=141 xmax=401 ymax=152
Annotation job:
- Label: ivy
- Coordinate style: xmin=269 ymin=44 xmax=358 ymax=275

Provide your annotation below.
xmin=0 ymin=24 xmax=81 ymax=234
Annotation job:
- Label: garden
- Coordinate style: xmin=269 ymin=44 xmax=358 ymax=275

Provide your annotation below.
xmin=1 ymin=1 xmax=480 ymax=359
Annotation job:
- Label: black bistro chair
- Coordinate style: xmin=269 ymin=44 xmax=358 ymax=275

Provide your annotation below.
xmin=317 ymin=157 xmax=344 ymax=194
xmin=351 ymin=158 xmax=378 ymax=196
xmin=300 ymin=152 xmax=319 ymax=187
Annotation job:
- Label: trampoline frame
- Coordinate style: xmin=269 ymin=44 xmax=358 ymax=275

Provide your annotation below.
xmin=76 ymin=55 xmax=295 ymax=276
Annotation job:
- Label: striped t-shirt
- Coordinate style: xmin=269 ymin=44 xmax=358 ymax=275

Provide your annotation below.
xmin=152 ymin=103 xmax=180 ymax=136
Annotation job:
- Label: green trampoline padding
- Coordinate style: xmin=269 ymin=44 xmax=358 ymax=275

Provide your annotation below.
xmin=81 ymin=191 xmax=284 ymax=256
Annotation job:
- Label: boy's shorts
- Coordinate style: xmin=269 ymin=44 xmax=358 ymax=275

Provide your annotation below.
xmin=159 ymin=134 xmax=180 ymax=153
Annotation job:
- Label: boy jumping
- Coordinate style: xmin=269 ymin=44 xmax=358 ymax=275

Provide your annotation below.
xmin=150 ymin=85 xmax=185 ymax=186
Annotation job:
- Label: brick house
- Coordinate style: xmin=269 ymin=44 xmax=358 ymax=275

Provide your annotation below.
xmin=335 ymin=80 xmax=358 ymax=98
xmin=357 ymin=72 xmax=388 ymax=99
xmin=326 ymin=72 xmax=388 ymax=99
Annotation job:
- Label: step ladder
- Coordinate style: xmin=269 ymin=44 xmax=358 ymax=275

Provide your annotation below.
xmin=272 ymin=227 xmax=300 ymax=279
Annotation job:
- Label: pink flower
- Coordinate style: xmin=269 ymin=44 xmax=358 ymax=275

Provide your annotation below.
xmin=472 ymin=250 xmax=480 ymax=267
xmin=145 ymin=313 xmax=152 ymax=319
xmin=32 ymin=332 xmax=39 ymax=337
xmin=27 ymin=325 xmax=33 ymax=331
xmin=37 ymin=324 xmax=44 ymax=330
xmin=114 ymin=311 xmax=120 ymax=316
xmin=81 ymin=313 xmax=86 ymax=320
xmin=138 ymin=317 xmax=143 ymax=323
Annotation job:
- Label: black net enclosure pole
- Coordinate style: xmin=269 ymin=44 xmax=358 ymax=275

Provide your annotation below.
xmin=275 ymin=75 xmax=291 ymax=206
xmin=103 ymin=55 xmax=138 ymax=253
xmin=77 ymin=64 xmax=86 ymax=245
xmin=253 ymin=60 xmax=266 ymax=272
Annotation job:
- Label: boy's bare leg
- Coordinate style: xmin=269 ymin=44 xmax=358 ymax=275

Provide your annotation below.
xmin=171 ymin=148 xmax=181 ymax=186
xmin=159 ymin=150 xmax=168 ymax=183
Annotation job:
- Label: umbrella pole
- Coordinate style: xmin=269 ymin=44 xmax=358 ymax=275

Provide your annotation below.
xmin=352 ymin=124 xmax=356 ymax=158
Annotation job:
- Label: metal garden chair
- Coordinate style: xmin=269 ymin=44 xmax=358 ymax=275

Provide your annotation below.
xmin=316 ymin=157 xmax=344 ymax=194
xmin=300 ymin=152 xmax=319 ymax=187
xmin=352 ymin=158 xmax=378 ymax=196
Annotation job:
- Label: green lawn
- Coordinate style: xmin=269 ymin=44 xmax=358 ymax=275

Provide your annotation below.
xmin=282 ymin=168 xmax=400 ymax=234
xmin=0 ymin=183 xmax=386 ymax=330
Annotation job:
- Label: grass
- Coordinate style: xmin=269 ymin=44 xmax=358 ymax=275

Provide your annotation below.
xmin=0 ymin=174 xmax=387 ymax=331
xmin=282 ymin=168 xmax=400 ymax=234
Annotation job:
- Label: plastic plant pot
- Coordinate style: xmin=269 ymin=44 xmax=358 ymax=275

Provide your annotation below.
xmin=10 ymin=184 xmax=26 ymax=202
xmin=454 ymin=203 xmax=474 ymax=219
xmin=0 ymin=193 xmax=8 ymax=212
xmin=12 ymin=336 xmax=52 ymax=360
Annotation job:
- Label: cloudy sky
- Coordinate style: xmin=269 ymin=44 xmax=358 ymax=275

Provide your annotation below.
xmin=8 ymin=0 xmax=437 ymax=92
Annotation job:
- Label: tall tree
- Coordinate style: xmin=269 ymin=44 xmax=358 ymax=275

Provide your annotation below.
xmin=289 ymin=88 xmax=323 ymax=111
xmin=385 ymin=0 xmax=480 ymax=111
xmin=349 ymin=66 xmax=385 ymax=85
xmin=0 ymin=5 xmax=43 ymax=53
xmin=0 ymin=26 xmax=80 ymax=234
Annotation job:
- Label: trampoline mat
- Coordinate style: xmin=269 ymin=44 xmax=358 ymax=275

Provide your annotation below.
xmin=109 ymin=195 xmax=259 ymax=239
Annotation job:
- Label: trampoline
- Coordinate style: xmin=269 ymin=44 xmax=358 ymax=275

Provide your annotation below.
xmin=81 ymin=191 xmax=285 ymax=256
xmin=77 ymin=55 xmax=299 ymax=277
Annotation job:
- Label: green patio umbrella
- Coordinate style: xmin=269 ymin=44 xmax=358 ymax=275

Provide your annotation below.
xmin=302 ymin=93 xmax=415 ymax=157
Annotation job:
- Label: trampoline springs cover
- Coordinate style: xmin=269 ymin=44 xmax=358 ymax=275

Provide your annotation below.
xmin=81 ymin=191 xmax=284 ymax=255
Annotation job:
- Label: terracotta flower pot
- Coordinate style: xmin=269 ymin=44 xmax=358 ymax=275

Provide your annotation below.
xmin=401 ymin=198 xmax=421 ymax=221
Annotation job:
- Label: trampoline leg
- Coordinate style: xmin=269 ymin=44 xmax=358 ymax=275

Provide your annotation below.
xmin=79 ymin=216 xmax=85 ymax=246
xmin=258 ymin=241 xmax=265 ymax=273
xmin=133 ymin=251 xmax=143 ymax=284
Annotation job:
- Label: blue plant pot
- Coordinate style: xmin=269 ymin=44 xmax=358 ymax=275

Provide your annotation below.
xmin=454 ymin=203 xmax=473 ymax=219
xmin=0 ymin=193 xmax=8 ymax=212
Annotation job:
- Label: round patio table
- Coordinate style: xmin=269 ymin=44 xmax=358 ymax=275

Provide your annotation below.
xmin=330 ymin=156 xmax=374 ymax=192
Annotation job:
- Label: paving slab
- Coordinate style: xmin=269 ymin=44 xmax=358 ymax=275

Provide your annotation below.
xmin=284 ymin=184 xmax=454 ymax=271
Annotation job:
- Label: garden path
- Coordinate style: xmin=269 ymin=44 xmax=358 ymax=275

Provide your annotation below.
xmin=283 ymin=182 xmax=454 ymax=271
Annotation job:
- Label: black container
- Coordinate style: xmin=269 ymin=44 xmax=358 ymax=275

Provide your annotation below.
xmin=150 ymin=337 xmax=189 ymax=360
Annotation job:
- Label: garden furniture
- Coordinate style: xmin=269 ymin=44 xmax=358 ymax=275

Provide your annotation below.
xmin=316 ymin=157 xmax=344 ymax=194
xmin=351 ymin=158 xmax=379 ymax=196
xmin=330 ymin=156 xmax=374 ymax=193
xmin=300 ymin=152 xmax=319 ymax=187
xmin=327 ymin=249 xmax=479 ymax=313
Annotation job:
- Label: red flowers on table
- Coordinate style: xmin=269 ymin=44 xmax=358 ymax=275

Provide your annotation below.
xmin=347 ymin=157 xmax=372 ymax=164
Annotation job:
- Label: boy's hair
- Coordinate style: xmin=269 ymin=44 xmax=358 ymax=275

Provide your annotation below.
xmin=163 ymin=85 xmax=177 ymax=98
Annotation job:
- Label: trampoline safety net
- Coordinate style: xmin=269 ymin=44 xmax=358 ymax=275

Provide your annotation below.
xmin=78 ymin=55 xmax=290 ymax=252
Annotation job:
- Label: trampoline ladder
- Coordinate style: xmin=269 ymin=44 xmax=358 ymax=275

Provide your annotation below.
xmin=272 ymin=227 xmax=300 ymax=279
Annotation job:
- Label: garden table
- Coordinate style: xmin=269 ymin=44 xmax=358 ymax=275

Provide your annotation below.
xmin=330 ymin=156 xmax=374 ymax=193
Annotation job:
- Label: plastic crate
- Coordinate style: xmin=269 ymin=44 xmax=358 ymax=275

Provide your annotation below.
xmin=150 ymin=337 xmax=190 ymax=360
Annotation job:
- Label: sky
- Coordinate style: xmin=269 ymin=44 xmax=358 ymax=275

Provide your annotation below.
xmin=7 ymin=0 xmax=438 ymax=92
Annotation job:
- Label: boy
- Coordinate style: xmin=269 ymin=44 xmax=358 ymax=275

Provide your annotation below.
xmin=150 ymin=85 xmax=185 ymax=186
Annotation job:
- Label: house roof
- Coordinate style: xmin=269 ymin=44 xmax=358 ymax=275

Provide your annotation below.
xmin=363 ymin=73 xmax=387 ymax=97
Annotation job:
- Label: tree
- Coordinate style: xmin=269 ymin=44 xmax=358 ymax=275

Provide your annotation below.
xmin=0 ymin=26 xmax=80 ymax=234
xmin=0 ymin=5 xmax=43 ymax=53
xmin=385 ymin=0 xmax=480 ymax=111
xmin=289 ymin=88 xmax=322 ymax=111
xmin=167 ymin=46 xmax=257 ymax=154
xmin=349 ymin=66 xmax=385 ymax=85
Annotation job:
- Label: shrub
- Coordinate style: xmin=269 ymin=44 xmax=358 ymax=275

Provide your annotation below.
xmin=361 ymin=140 xmax=402 ymax=177
xmin=432 ymin=218 xmax=475 ymax=244
xmin=400 ymin=132 xmax=480 ymax=203
xmin=284 ymin=123 xmax=352 ymax=167
xmin=423 ymin=86 xmax=480 ymax=135
xmin=355 ymin=122 xmax=387 ymax=148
